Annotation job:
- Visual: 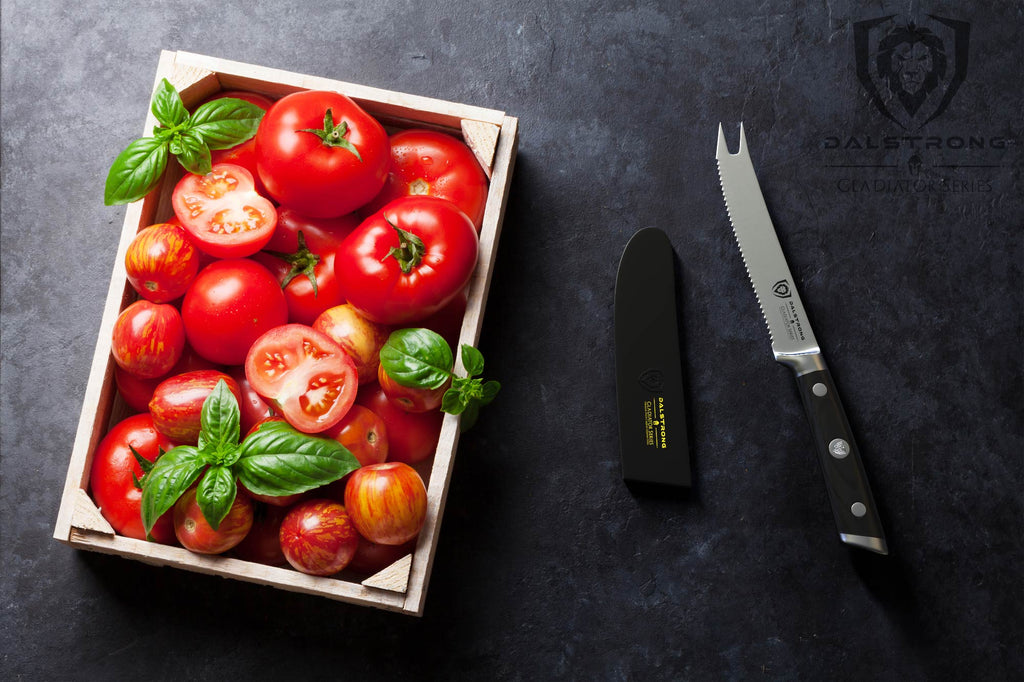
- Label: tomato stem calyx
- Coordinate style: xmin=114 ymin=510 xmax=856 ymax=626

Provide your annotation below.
xmin=382 ymin=219 xmax=426 ymax=274
xmin=298 ymin=108 xmax=363 ymax=161
xmin=263 ymin=230 xmax=322 ymax=296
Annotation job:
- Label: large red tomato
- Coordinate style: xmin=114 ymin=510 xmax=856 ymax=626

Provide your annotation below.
xmin=362 ymin=129 xmax=489 ymax=230
xmin=181 ymin=259 xmax=288 ymax=365
xmin=111 ymin=300 xmax=186 ymax=379
xmin=171 ymin=164 xmax=277 ymax=258
xmin=356 ymin=385 xmax=442 ymax=465
xmin=279 ymin=499 xmax=360 ymax=575
xmin=89 ymin=413 xmax=177 ymax=543
xmin=207 ymin=91 xmax=275 ymax=196
xmin=125 ymin=223 xmax=200 ymax=303
xmin=255 ymin=90 xmax=389 ymax=218
xmin=250 ymin=209 xmax=359 ymax=325
xmin=335 ymin=196 xmax=479 ymax=325
xmin=344 ymin=463 xmax=428 ymax=546
xmin=244 ymin=324 xmax=359 ymax=433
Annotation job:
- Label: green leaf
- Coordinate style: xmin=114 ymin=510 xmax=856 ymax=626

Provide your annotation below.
xmin=196 ymin=465 xmax=237 ymax=530
xmin=379 ymin=328 xmax=454 ymax=390
xmin=461 ymin=345 xmax=485 ymax=376
xmin=104 ymin=136 xmax=169 ymax=205
xmin=197 ymin=379 xmax=241 ymax=461
xmin=172 ymin=129 xmax=212 ymax=176
xmin=234 ymin=421 xmax=359 ymax=497
xmin=189 ymin=97 xmax=265 ymax=150
xmin=139 ymin=446 xmax=207 ymax=536
xmin=480 ymin=380 xmax=501 ymax=405
xmin=151 ymin=78 xmax=189 ymax=129
xmin=441 ymin=389 xmax=466 ymax=415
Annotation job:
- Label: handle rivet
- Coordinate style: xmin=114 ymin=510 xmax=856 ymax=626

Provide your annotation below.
xmin=812 ymin=382 xmax=828 ymax=397
xmin=851 ymin=502 xmax=867 ymax=518
xmin=829 ymin=438 xmax=850 ymax=459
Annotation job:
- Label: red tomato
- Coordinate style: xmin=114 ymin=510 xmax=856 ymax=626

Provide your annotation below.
xmin=348 ymin=538 xmax=416 ymax=576
xmin=174 ymin=487 xmax=254 ymax=555
xmin=111 ymin=300 xmax=186 ymax=379
xmin=344 ymin=463 xmax=427 ymax=546
xmin=207 ymin=91 xmax=275 ymax=196
xmin=321 ymin=404 xmax=388 ymax=466
xmin=148 ymin=370 xmax=242 ymax=444
xmin=125 ymin=223 xmax=200 ymax=303
xmin=335 ymin=196 xmax=479 ymax=325
xmin=250 ymin=209 xmax=359 ymax=325
xmin=356 ymin=385 xmax=442 ymax=465
xmin=255 ymin=90 xmax=389 ymax=218
xmin=362 ymin=129 xmax=489 ymax=230
xmin=89 ymin=414 xmax=177 ymax=543
xmin=226 ymin=365 xmax=274 ymax=435
xmin=244 ymin=324 xmax=359 ymax=433
xmin=114 ymin=345 xmax=219 ymax=413
xmin=181 ymin=259 xmax=289 ymax=365
xmin=412 ymin=287 xmax=468 ymax=351
xmin=312 ymin=304 xmax=391 ymax=384
xmin=279 ymin=499 xmax=360 ymax=575
xmin=233 ymin=503 xmax=288 ymax=566
xmin=171 ymin=164 xmax=277 ymax=258
xmin=378 ymin=363 xmax=450 ymax=413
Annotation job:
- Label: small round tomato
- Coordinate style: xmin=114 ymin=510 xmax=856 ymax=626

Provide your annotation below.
xmin=347 ymin=537 xmax=416 ymax=576
xmin=207 ymin=91 xmax=275 ymax=196
xmin=362 ymin=129 xmax=489 ymax=230
xmin=148 ymin=370 xmax=242 ymax=444
xmin=344 ymin=463 xmax=427 ymax=546
xmin=279 ymin=499 xmax=360 ymax=576
xmin=321 ymin=404 xmax=388 ymax=466
xmin=356 ymin=385 xmax=442 ymax=465
xmin=335 ymin=196 xmax=479 ymax=325
xmin=378 ymin=363 xmax=450 ymax=413
xmin=244 ymin=324 xmax=359 ymax=433
xmin=125 ymin=223 xmax=200 ymax=303
xmin=114 ymin=345 xmax=219 ymax=413
xmin=89 ymin=413 xmax=177 ymax=543
xmin=250 ymin=209 xmax=359 ymax=325
xmin=312 ymin=304 xmax=391 ymax=384
xmin=171 ymin=163 xmax=277 ymax=258
xmin=226 ymin=365 xmax=274 ymax=435
xmin=233 ymin=503 xmax=288 ymax=566
xmin=182 ymin=259 xmax=289 ymax=365
xmin=256 ymin=90 xmax=389 ymax=218
xmin=111 ymin=300 xmax=186 ymax=379
xmin=174 ymin=487 xmax=254 ymax=555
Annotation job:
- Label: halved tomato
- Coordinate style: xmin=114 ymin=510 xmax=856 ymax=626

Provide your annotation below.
xmin=244 ymin=324 xmax=358 ymax=433
xmin=171 ymin=163 xmax=277 ymax=258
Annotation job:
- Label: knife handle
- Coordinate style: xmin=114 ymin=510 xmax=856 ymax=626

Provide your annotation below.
xmin=795 ymin=367 xmax=888 ymax=555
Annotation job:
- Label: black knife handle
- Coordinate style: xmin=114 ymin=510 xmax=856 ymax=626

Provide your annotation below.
xmin=796 ymin=368 xmax=888 ymax=555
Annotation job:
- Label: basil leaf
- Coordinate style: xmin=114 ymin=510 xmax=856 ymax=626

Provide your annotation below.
xmin=189 ymin=98 xmax=265 ymax=150
xmin=197 ymin=380 xmax=241 ymax=461
xmin=461 ymin=345 xmax=485 ymax=377
xmin=196 ymin=465 xmax=237 ymax=530
xmin=460 ymin=400 xmax=482 ymax=431
xmin=234 ymin=422 xmax=359 ymax=497
xmin=139 ymin=446 xmax=206 ymax=536
xmin=441 ymin=389 xmax=466 ymax=415
xmin=104 ymin=137 xmax=168 ymax=206
xmin=480 ymin=380 xmax=501 ymax=405
xmin=380 ymin=328 xmax=454 ymax=390
xmin=151 ymin=78 xmax=189 ymax=129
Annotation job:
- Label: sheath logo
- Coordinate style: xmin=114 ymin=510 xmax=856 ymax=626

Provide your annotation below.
xmin=854 ymin=14 xmax=969 ymax=130
xmin=772 ymin=280 xmax=792 ymax=298
xmin=638 ymin=369 xmax=664 ymax=393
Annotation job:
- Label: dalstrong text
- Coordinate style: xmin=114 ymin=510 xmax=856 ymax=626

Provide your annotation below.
xmin=823 ymin=135 xmax=1008 ymax=151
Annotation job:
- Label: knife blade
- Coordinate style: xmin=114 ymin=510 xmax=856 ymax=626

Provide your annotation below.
xmin=614 ymin=228 xmax=691 ymax=488
xmin=716 ymin=123 xmax=888 ymax=555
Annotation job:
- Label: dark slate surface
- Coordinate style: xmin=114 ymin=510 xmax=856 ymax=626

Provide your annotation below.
xmin=2 ymin=1 xmax=1021 ymax=679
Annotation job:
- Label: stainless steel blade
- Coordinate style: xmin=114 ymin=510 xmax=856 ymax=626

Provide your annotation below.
xmin=716 ymin=123 xmax=823 ymax=375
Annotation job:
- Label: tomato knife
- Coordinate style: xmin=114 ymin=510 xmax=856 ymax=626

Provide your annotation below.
xmin=716 ymin=123 xmax=888 ymax=555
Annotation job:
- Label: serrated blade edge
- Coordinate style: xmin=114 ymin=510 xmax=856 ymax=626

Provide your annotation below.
xmin=716 ymin=123 xmax=821 ymax=366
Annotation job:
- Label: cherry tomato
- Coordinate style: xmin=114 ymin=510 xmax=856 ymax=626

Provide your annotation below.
xmin=148 ymin=370 xmax=242 ymax=445
xmin=362 ymin=129 xmax=489 ymax=230
xmin=312 ymin=304 xmax=391 ymax=384
xmin=111 ymin=300 xmax=186 ymax=379
xmin=233 ymin=503 xmax=288 ymax=566
xmin=226 ymin=365 xmax=274 ymax=435
xmin=250 ymin=209 xmax=359 ymax=325
xmin=378 ymin=363 xmax=450 ymax=413
xmin=356 ymin=385 xmax=442 ymax=465
xmin=335 ymin=196 xmax=479 ymax=325
xmin=174 ymin=487 xmax=254 ymax=555
xmin=279 ymin=499 xmax=360 ymax=575
xmin=207 ymin=91 xmax=275 ymax=196
xmin=321 ymin=404 xmax=388 ymax=466
xmin=114 ymin=345 xmax=219 ymax=413
xmin=244 ymin=324 xmax=359 ymax=433
xmin=125 ymin=223 xmax=200 ymax=303
xmin=181 ymin=259 xmax=289 ymax=365
xmin=344 ymin=463 xmax=427 ymax=546
xmin=89 ymin=414 xmax=177 ymax=543
xmin=255 ymin=90 xmax=389 ymax=218
xmin=171 ymin=163 xmax=277 ymax=258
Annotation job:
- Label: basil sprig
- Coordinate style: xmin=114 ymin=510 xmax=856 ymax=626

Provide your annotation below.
xmin=138 ymin=380 xmax=359 ymax=537
xmin=104 ymin=79 xmax=266 ymax=206
xmin=380 ymin=328 xmax=501 ymax=430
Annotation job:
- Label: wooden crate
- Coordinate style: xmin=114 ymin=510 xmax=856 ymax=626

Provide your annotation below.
xmin=52 ymin=50 xmax=518 ymax=616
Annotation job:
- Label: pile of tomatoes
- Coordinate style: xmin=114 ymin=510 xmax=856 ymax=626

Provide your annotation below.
xmin=90 ymin=88 xmax=490 ymax=577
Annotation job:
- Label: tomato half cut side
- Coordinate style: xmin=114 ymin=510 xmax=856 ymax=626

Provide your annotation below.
xmin=244 ymin=324 xmax=358 ymax=433
xmin=171 ymin=163 xmax=277 ymax=258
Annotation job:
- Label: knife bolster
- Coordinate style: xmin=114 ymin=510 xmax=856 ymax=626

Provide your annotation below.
xmin=776 ymin=351 xmax=827 ymax=376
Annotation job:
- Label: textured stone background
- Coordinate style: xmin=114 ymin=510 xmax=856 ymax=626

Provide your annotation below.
xmin=2 ymin=0 xmax=1021 ymax=679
